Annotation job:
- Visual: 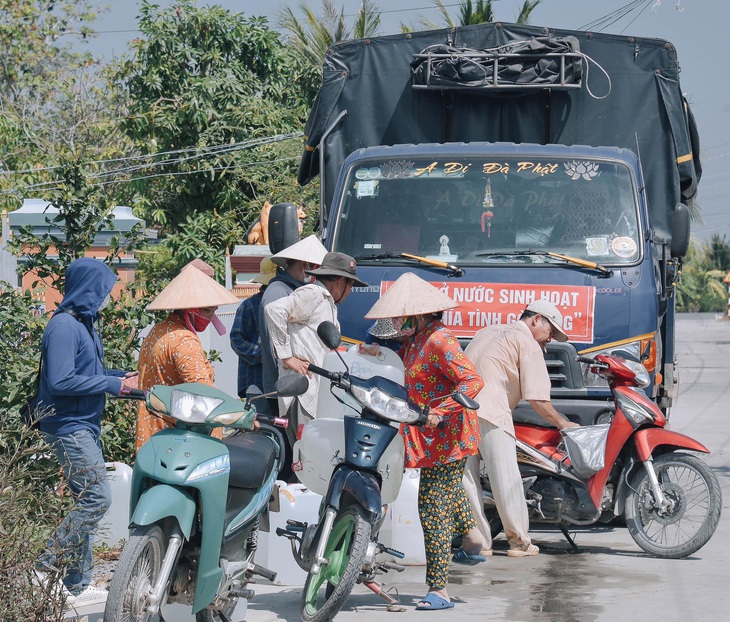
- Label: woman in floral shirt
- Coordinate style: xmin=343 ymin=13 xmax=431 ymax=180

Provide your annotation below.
xmin=365 ymin=273 xmax=487 ymax=611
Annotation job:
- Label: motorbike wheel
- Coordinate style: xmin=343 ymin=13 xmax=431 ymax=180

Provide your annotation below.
xmin=301 ymin=505 xmax=371 ymax=622
xmin=625 ymin=452 xmax=722 ymax=559
xmin=104 ymin=524 xmax=167 ymax=622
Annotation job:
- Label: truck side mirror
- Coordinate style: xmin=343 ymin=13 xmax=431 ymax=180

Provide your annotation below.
xmin=670 ymin=203 xmax=690 ymax=258
xmin=268 ymin=203 xmax=301 ymax=255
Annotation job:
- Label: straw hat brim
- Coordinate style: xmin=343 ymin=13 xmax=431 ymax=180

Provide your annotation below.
xmin=270 ymin=235 xmax=328 ymax=268
xmin=147 ymin=265 xmax=240 ymax=310
xmin=365 ymin=272 xmax=458 ymax=319
xmin=251 ymin=257 xmax=276 ymax=285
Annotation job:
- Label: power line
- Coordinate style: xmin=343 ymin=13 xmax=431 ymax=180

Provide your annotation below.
xmin=0 ymin=132 xmax=303 ymax=178
xmin=0 ymin=134 xmax=304 ymax=197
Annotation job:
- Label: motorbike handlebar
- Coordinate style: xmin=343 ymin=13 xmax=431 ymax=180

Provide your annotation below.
xmin=307 ymin=363 xmax=341 ymax=382
xmin=256 ymin=413 xmax=289 ymax=429
xmin=117 ymin=387 xmax=148 ymax=400
xmin=575 ymin=355 xmax=609 ymax=369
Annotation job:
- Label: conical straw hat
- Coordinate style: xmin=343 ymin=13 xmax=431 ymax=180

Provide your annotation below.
xmin=147 ymin=265 xmax=239 ymax=310
xmin=270 ymin=234 xmax=328 ymax=268
xmin=365 ymin=272 xmax=458 ymax=319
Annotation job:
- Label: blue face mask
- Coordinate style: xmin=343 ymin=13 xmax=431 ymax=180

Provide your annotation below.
xmin=98 ymin=293 xmax=112 ymax=312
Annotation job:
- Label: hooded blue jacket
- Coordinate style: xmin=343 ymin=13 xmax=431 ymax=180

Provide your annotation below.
xmin=38 ymin=258 xmax=125 ymax=436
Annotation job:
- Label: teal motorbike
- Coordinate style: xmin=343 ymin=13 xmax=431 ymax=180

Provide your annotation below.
xmin=104 ymin=376 xmax=307 ymax=622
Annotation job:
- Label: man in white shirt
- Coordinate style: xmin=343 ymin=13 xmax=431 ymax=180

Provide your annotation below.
xmin=463 ymin=300 xmax=579 ymax=557
xmin=265 ymin=252 xmax=366 ymax=429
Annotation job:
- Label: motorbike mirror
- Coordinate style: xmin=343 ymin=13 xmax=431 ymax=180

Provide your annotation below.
xmin=452 ymin=392 xmax=480 ymax=411
xmin=317 ymin=321 xmax=342 ymax=350
xmin=275 ymin=374 xmax=309 ymax=397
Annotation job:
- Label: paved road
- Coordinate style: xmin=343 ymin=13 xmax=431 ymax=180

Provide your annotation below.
xmin=71 ymin=313 xmax=730 ymax=621
xmin=245 ymin=313 xmax=730 ymax=622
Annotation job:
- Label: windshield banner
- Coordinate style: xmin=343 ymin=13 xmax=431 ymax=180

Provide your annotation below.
xmin=380 ymin=281 xmax=596 ymax=342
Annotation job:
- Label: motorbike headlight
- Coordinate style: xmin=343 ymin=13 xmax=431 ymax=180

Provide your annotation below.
xmin=170 ymin=390 xmax=224 ymax=423
xmin=615 ymin=390 xmax=655 ymax=427
xmin=350 ymin=384 xmax=421 ymax=424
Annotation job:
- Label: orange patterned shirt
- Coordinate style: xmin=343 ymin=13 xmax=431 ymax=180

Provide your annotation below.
xmin=399 ymin=321 xmax=482 ymax=468
xmin=136 ymin=312 xmax=216 ymax=451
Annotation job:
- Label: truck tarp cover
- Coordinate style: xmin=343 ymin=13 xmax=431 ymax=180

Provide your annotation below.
xmin=299 ymin=22 xmax=700 ymax=241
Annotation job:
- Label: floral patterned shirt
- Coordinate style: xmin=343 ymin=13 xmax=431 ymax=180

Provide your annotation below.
xmin=136 ymin=312 xmax=216 ymax=451
xmin=399 ymin=321 xmax=482 ymax=468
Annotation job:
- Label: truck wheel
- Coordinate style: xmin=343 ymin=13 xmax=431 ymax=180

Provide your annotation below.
xmin=104 ymin=525 xmax=167 ymax=622
xmin=625 ymin=453 xmax=722 ymax=558
xmin=301 ymin=505 xmax=371 ymax=622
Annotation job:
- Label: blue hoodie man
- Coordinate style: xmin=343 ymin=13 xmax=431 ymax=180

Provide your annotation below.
xmin=36 ymin=257 xmax=135 ymax=603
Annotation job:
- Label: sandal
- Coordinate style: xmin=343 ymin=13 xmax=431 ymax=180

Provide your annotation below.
xmin=451 ymin=547 xmax=487 ymax=565
xmin=415 ymin=592 xmax=455 ymax=610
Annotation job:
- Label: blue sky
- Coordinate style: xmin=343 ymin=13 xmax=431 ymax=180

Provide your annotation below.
xmin=86 ymin=1 xmax=726 ymax=242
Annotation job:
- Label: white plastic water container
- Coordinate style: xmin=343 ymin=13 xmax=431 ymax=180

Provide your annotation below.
xmin=257 ymin=482 xmax=322 ymax=585
xmin=98 ymin=461 xmax=133 ymax=547
xmin=316 ymin=344 xmax=404 ymax=419
xmin=380 ymin=468 xmax=426 ymax=566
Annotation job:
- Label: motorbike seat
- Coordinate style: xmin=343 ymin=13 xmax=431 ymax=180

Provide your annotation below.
xmin=515 ymin=423 xmax=563 ymax=459
xmin=223 ymin=431 xmax=277 ymax=489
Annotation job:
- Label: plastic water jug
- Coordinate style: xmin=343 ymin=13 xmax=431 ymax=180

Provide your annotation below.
xmin=316 ymin=345 xmax=404 ymax=419
xmin=98 ymin=461 xmax=133 ymax=548
xmin=257 ymin=482 xmax=322 ymax=585
xmin=380 ymin=468 xmax=426 ymax=565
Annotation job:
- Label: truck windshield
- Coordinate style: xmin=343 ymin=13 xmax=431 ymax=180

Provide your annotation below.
xmin=332 ymin=156 xmax=641 ymax=266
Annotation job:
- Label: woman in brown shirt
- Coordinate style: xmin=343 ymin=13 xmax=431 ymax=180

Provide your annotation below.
xmin=135 ymin=263 xmax=239 ymax=451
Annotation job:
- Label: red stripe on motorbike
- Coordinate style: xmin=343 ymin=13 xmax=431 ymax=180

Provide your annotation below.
xmin=633 ymin=428 xmax=710 ymax=461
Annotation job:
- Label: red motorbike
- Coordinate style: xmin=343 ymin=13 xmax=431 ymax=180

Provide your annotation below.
xmin=481 ymin=352 xmax=722 ymax=558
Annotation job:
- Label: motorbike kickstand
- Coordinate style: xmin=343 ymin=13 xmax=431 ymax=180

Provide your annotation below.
xmin=559 ymin=524 xmax=580 ymax=553
xmin=362 ymin=580 xmax=406 ymax=612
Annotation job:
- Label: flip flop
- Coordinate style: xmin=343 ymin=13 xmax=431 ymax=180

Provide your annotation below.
xmin=451 ymin=547 xmax=487 ymax=565
xmin=415 ymin=592 xmax=455 ymax=611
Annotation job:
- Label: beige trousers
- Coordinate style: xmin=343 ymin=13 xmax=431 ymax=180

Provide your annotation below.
xmin=462 ymin=419 xmax=531 ymax=550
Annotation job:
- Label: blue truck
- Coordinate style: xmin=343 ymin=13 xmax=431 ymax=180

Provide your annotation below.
xmin=297 ymin=22 xmax=700 ymax=425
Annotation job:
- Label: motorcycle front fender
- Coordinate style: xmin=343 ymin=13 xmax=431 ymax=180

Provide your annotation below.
xmin=130 ymin=484 xmax=195 ymax=539
xmin=326 ymin=467 xmax=382 ymax=518
xmin=633 ymin=427 xmax=709 ymax=462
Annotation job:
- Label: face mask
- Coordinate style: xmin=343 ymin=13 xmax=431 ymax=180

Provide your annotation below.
xmin=184 ymin=309 xmax=212 ymax=333
xmin=398 ymin=316 xmax=417 ymax=337
xmin=98 ymin=294 xmax=112 ymax=312
xmin=191 ymin=312 xmax=212 ymax=333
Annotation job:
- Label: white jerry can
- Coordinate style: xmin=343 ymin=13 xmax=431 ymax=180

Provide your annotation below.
xmin=257 ymin=482 xmax=323 ymax=586
xmin=379 ymin=468 xmax=426 ymax=565
xmin=316 ymin=344 xmax=405 ymax=419
xmin=98 ymin=461 xmax=133 ymax=548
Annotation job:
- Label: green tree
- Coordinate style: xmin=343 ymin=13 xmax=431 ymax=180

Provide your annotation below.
xmin=676 ymin=238 xmax=728 ymax=313
xmin=278 ymin=0 xmax=382 ymax=105
xmin=418 ymin=0 xmax=542 ymax=29
xmin=0 ymin=1 xmax=132 ymax=215
xmin=118 ymin=0 xmax=312 ymax=236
